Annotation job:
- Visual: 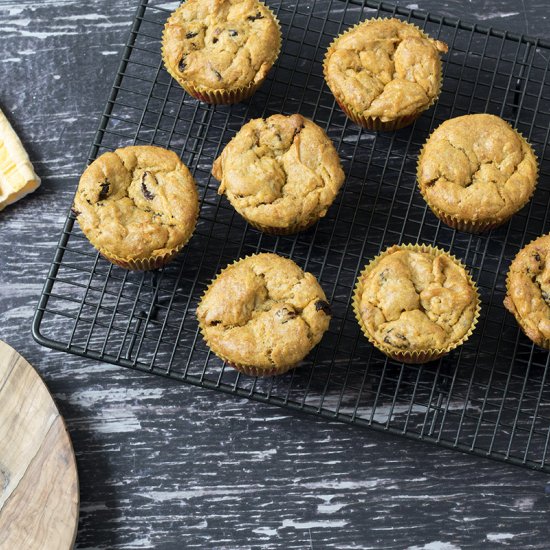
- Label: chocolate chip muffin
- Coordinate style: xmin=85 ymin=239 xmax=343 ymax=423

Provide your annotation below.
xmin=323 ymin=18 xmax=447 ymax=131
xmin=197 ymin=253 xmax=332 ymax=376
xmin=162 ymin=0 xmax=281 ymax=104
xmin=73 ymin=145 xmax=199 ymax=270
xmin=353 ymin=244 xmax=480 ymax=364
xmin=504 ymin=234 xmax=550 ymax=349
xmin=212 ymin=114 xmax=345 ymax=234
xmin=417 ymin=114 xmax=538 ymax=233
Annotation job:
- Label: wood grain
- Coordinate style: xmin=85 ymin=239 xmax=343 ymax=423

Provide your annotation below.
xmin=0 ymin=340 xmax=78 ymax=550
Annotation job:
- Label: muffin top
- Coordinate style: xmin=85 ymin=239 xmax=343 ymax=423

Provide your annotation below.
xmin=418 ymin=114 xmax=538 ymax=222
xmin=212 ymin=114 xmax=345 ymax=230
xmin=357 ymin=245 xmax=478 ymax=353
xmin=324 ymin=18 xmax=447 ymax=121
xmin=504 ymin=234 xmax=550 ymax=348
xmin=162 ymin=0 xmax=281 ymax=91
xmin=74 ymin=146 xmax=198 ymax=261
xmin=197 ymin=253 xmax=331 ymax=370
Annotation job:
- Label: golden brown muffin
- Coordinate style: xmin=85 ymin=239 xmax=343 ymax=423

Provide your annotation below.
xmin=73 ymin=146 xmax=199 ymax=270
xmin=417 ymin=114 xmax=538 ymax=233
xmin=212 ymin=114 xmax=345 ymax=234
xmin=162 ymin=0 xmax=281 ymax=104
xmin=197 ymin=253 xmax=332 ymax=376
xmin=353 ymin=244 xmax=480 ymax=364
xmin=504 ymin=234 xmax=550 ymax=349
xmin=323 ymin=18 xmax=447 ymax=130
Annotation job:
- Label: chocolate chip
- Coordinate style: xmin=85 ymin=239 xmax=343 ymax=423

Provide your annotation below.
xmin=383 ymin=330 xmax=409 ymax=349
xmin=71 ymin=207 xmax=81 ymax=217
xmin=228 ymin=29 xmax=238 ymax=37
xmin=534 ymin=253 xmax=541 ymax=262
xmin=186 ymin=31 xmax=198 ymax=39
xmin=247 ymin=12 xmax=264 ymax=21
xmin=384 ymin=335 xmax=401 ymax=347
xmin=276 ymin=307 xmax=297 ymax=324
xmin=542 ymin=290 xmax=550 ymax=305
xmin=293 ymin=124 xmax=305 ymax=139
xmin=178 ymin=56 xmax=187 ymax=72
xmin=379 ymin=269 xmax=389 ymax=283
xmin=141 ymin=172 xmax=155 ymax=201
xmin=213 ymin=68 xmax=222 ymax=81
xmin=98 ymin=180 xmax=110 ymax=201
xmin=212 ymin=37 xmax=219 ymax=44
xmin=210 ymin=320 xmax=222 ymax=326
xmin=315 ymin=300 xmax=331 ymax=315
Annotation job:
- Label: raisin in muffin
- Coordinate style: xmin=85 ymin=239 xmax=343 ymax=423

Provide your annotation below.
xmin=417 ymin=114 xmax=538 ymax=233
xmin=504 ymin=234 xmax=550 ymax=349
xmin=323 ymin=18 xmax=447 ymax=130
xmin=197 ymin=253 xmax=332 ymax=376
xmin=73 ymin=145 xmax=199 ymax=270
xmin=353 ymin=243 xmax=480 ymax=364
xmin=162 ymin=0 xmax=281 ymax=104
xmin=212 ymin=114 xmax=345 ymax=234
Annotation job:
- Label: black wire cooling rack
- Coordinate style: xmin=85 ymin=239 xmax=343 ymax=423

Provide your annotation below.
xmin=33 ymin=0 xmax=550 ymax=472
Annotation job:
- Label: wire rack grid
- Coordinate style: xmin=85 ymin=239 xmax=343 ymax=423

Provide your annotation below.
xmin=33 ymin=0 xmax=550 ymax=472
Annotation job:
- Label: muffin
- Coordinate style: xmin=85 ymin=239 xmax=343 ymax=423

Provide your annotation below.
xmin=212 ymin=114 xmax=345 ymax=234
xmin=504 ymin=234 xmax=550 ymax=349
xmin=353 ymin=243 xmax=480 ymax=364
xmin=417 ymin=114 xmax=538 ymax=233
xmin=323 ymin=18 xmax=447 ymax=131
xmin=73 ymin=145 xmax=199 ymax=270
xmin=162 ymin=0 xmax=281 ymax=104
xmin=197 ymin=253 xmax=332 ymax=376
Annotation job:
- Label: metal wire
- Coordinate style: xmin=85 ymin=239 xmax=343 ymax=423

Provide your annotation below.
xmin=33 ymin=0 xmax=550 ymax=472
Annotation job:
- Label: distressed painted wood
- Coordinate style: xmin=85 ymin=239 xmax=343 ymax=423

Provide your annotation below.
xmin=1 ymin=0 xmax=550 ymax=549
xmin=0 ymin=340 xmax=78 ymax=550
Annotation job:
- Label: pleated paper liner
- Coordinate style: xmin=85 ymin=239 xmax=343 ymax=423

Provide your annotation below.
xmin=352 ymin=243 xmax=481 ymax=365
xmin=419 ymin=203 xmax=516 ymax=234
xmin=416 ymin=120 xmax=539 ymax=233
xmin=98 ymin=246 xmax=181 ymax=271
xmin=197 ymin=253 xmax=331 ymax=377
xmin=323 ymin=17 xmax=447 ymax=131
xmin=333 ymin=97 xmax=423 ymax=132
xmin=95 ymin=228 xmax=195 ymax=271
xmin=503 ymin=233 xmax=550 ymax=350
xmin=80 ymin=199 xmax=199 ymax=271
xmin=244 ymin=216 xmax=320 ymax=235
xmin=199 ymin=323 xmax=309 ymax=378
xmin=161 ymin=1 xmax=282 ymax=105
xmin=176 ymin=80 xmax=265 ymax=105
xmin=223 ymin=358 xmax=297 ymax=378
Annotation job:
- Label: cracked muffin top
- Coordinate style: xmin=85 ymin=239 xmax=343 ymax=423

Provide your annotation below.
xmin=162 ymin=0 xmax=281 ymax=91
xmin=504 ymin=234 xmax=550 ymax=349
xmin=212 ymin=114 xmax=345 ymax=231
xmin=197 ymin=253 xmax=332 ymax=371
xmin=418 ymin=114 xmax=538 ymax=223
xmin=74 ymin=146 xmax=198 ymax=261
xmin=356 ymin=245 xmax=478 ymax=353
xmin=324 ymin=18 xmax=447 ymax=122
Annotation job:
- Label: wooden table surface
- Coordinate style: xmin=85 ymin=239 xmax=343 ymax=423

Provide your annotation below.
xmin=1 ymin=0 xmax=550 ymax=548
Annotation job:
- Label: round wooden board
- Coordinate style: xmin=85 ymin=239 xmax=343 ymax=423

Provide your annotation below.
xmin=0 ymin=340 xmax=79 ymax=550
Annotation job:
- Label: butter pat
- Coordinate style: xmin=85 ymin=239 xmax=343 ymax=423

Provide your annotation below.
xmin=0 ymin=108 xmax=41 ymax=211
